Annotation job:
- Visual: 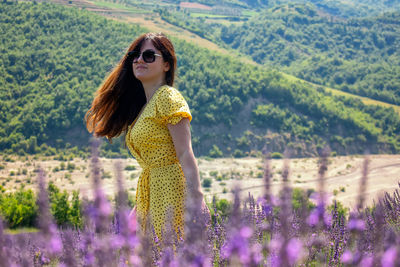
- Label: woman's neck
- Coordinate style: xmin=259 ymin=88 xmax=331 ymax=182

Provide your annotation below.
xmin=142 ymin=80 xmax=166 ymax=103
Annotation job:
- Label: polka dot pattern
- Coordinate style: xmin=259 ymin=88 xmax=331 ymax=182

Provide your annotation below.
xmin=125 ymin=85 xmax=192 ymax=239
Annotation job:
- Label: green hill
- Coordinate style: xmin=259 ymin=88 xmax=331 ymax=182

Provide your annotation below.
xmin=229 ymin=5 xmax=400 ymax=104
xmin=166 ymin=3 xmax=400 ymax=105
xmin=240 ymin=0 xmax=400 ymax=17
xmin=1 ymin=1 xmax=400 ymax=158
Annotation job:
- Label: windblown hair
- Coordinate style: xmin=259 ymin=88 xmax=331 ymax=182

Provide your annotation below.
xmin=85 ymin=32 xmax=177 ymax=140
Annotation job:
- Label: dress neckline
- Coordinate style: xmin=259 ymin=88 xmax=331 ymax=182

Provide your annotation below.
xmin=129 ymin=85 xmax=168 ymax=130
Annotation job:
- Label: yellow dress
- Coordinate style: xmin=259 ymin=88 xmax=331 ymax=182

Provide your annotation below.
xmin=125 ymin=85 xmax=192 ymax=239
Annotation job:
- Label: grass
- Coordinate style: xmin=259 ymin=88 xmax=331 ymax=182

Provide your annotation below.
xmin=281 ymin=72 xmax=400 ymax=115
xmin=190 ymin=12 xmax=232 ymax=18
xmin=90 ymin=0 xmax=150 ymax=14
xmin=242 ymin=10 xmax=258 ymax=17
xmin=5 ymin=227 xmax=39 ymax=235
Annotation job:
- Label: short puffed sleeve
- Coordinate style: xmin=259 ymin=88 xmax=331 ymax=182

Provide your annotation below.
xmin=156 ymin=86 xmax=192 ymax=125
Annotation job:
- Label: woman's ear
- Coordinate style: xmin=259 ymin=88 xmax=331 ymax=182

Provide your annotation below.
xmin=163 ymin=61 xmax=170 ymax=72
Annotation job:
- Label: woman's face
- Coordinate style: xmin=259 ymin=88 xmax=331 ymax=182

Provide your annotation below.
xmin=132 ymin=40 xmax=170 ymax=85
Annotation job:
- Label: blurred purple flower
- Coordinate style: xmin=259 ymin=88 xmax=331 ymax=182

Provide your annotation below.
xmin=250 ymin=243 xmax=262 ymax=265
xmin=48 ymin=231 xmax=62 ymax=254
xmin=348 ymin=218 xmax=366 ymax=231
xmin=129 ymin=254 xmax=141 ymax=266
xmin=268 ymin=253 xmax=281 ymax=267
xmin=190 ymin=254 xmax=211 ymax=267
xmin=240 ymin=226 xmax=252 ymax=239
xmin=307 ymin=209 xmax=319 ymax=226
xmin=221 ymin=226 xmax=253 ymax=265
xmin=307 ymin=202 xmax=332 ymax=227
xmin=360 ymin=255 xmax=373 ymax=267
xmin=268 ymin=237 xmax=283 ymax=267
xmin=84 ymin=252 xmax=95 ymax=265
xmin=40 ymin=254 xmax=50 ymax=265
xmin=341 ymin=250 xmax=353 ymax=264
xmin=381 ymin=246 xmax=397 ymax=267
xmin=286 ymin=238 xmax=303 ymax=265
xmin=110 ymin=235 xmax=124 ymax=250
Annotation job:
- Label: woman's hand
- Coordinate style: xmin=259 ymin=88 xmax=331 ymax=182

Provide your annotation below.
xmin=129 ymin=206 xmax=137 ymax=218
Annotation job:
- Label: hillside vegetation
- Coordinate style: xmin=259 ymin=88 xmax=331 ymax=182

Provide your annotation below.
xmin=159 ymin=3 xmax=400 ymax=105
xmin=1 ymin=1 xmax=400 ymax=158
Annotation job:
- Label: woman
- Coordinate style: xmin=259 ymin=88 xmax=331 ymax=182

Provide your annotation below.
xmin=85 ymin=32 xmax=206 ymax=239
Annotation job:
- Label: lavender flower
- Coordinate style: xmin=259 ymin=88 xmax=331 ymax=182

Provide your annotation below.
xmin=3 ymin=141 xmax=400 ymax=266
xmin=381 ymin=246 xmax=397 ymax=267
xmin=286 ymin=238 xmax=303 ymax=265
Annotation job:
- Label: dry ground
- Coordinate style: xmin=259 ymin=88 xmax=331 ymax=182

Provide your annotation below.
xmin=1 ymin=154 xmax=399 ymax=209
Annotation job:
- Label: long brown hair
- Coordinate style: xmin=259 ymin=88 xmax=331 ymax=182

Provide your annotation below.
xmin=85 ymin=33 xmax=177 ymax=140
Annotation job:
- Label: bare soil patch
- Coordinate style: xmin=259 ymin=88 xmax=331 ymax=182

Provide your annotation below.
xmin=1 ymin=154 xmax=399 ymax=209
xmin=180 ymin=2 xmax=212 ymax=10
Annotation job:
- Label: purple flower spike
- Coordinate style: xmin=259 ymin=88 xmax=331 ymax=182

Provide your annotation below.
xmin=221 ymin=226 xmax=254 ymax=265
xmin=191 ymin=254 xmax=211 ymax=267
xmin=240 ymin=226 xmax=253 ymax=239
xmin=348 ymin=218 xmax=366 ymax=231
xmin=360 ymin=255 xmax=373 ymax=267
xmin=250 ymin=243 xmax=262 ymax=265
xmin=268 ymin=253 xmax=281 ymax=267
xmin=341 ymin=250 xmax=353 ymax=264
xmin=307 ymin=209 xmax=319 ymax=226
xmin=48 ymin=230 xmax=63 ymax=254
xmin=286 ymin=238 xmax=303 ymax=265
xmin=324 ymin=213 xmax=332 ymax=226
xmin=381 ymin=246 xmax=397 ymax=267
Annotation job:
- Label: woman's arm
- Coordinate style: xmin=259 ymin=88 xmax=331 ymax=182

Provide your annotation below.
xmin=167 ymin=118 xmax=205 ymax=210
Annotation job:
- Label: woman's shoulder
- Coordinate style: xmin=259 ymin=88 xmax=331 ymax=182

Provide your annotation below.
xmin=155 ymin=85 xmax=191 ymax=122
xmin=156 ymin=85 xmax=186 ymax=103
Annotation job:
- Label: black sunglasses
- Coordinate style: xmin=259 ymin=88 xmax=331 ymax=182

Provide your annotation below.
xmin=128 ymin=49 xmax=162 ymax=63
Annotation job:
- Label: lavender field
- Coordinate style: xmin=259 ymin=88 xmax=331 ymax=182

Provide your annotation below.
xmin=1 ymin=143 xmax=399 ymax=266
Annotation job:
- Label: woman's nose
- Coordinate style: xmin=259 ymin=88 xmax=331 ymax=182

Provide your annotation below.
xmin=138 ymin=53 xmax=144 ymax=63
xmin=136 ymin=53 xmax=145 ymax=63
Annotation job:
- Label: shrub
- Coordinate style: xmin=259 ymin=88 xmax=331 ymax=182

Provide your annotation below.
xmin=69 ymin=190 xmax=83 ymax=228
xmin=102 ymin=171 xmax=112 ymax=179
xmin=124 ymin=165 xmax=136 ymax=171
xmin=292 ymin=187 xmax=315 ymax=211
xmin=333 ymin=189 xmax=339 ymax=196
xmin=51 ymin=190 xmax=70 ymax=226
xmin=0 ymin=188 xmax=38 ymax=228
xmin=215 ymin=198 xmax=231 ymax=218
xmin=67 ymin=162 xmax=76 ymax=172
xmin=208 ymin=145 xmax=223 ymax=158
xmin=202 ymin=178 xmax=212 ymax=188
xmin=209 ymin=171 xmax=218 ymax=177
xmin=270 ymin=152 xmax=283 ymax=159
xmin=232 ymin=149 xmax=246 ymax=158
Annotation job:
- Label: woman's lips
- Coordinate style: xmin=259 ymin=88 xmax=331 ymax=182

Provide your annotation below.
xmin=135 ymin=65 xmax=146 ymax=70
